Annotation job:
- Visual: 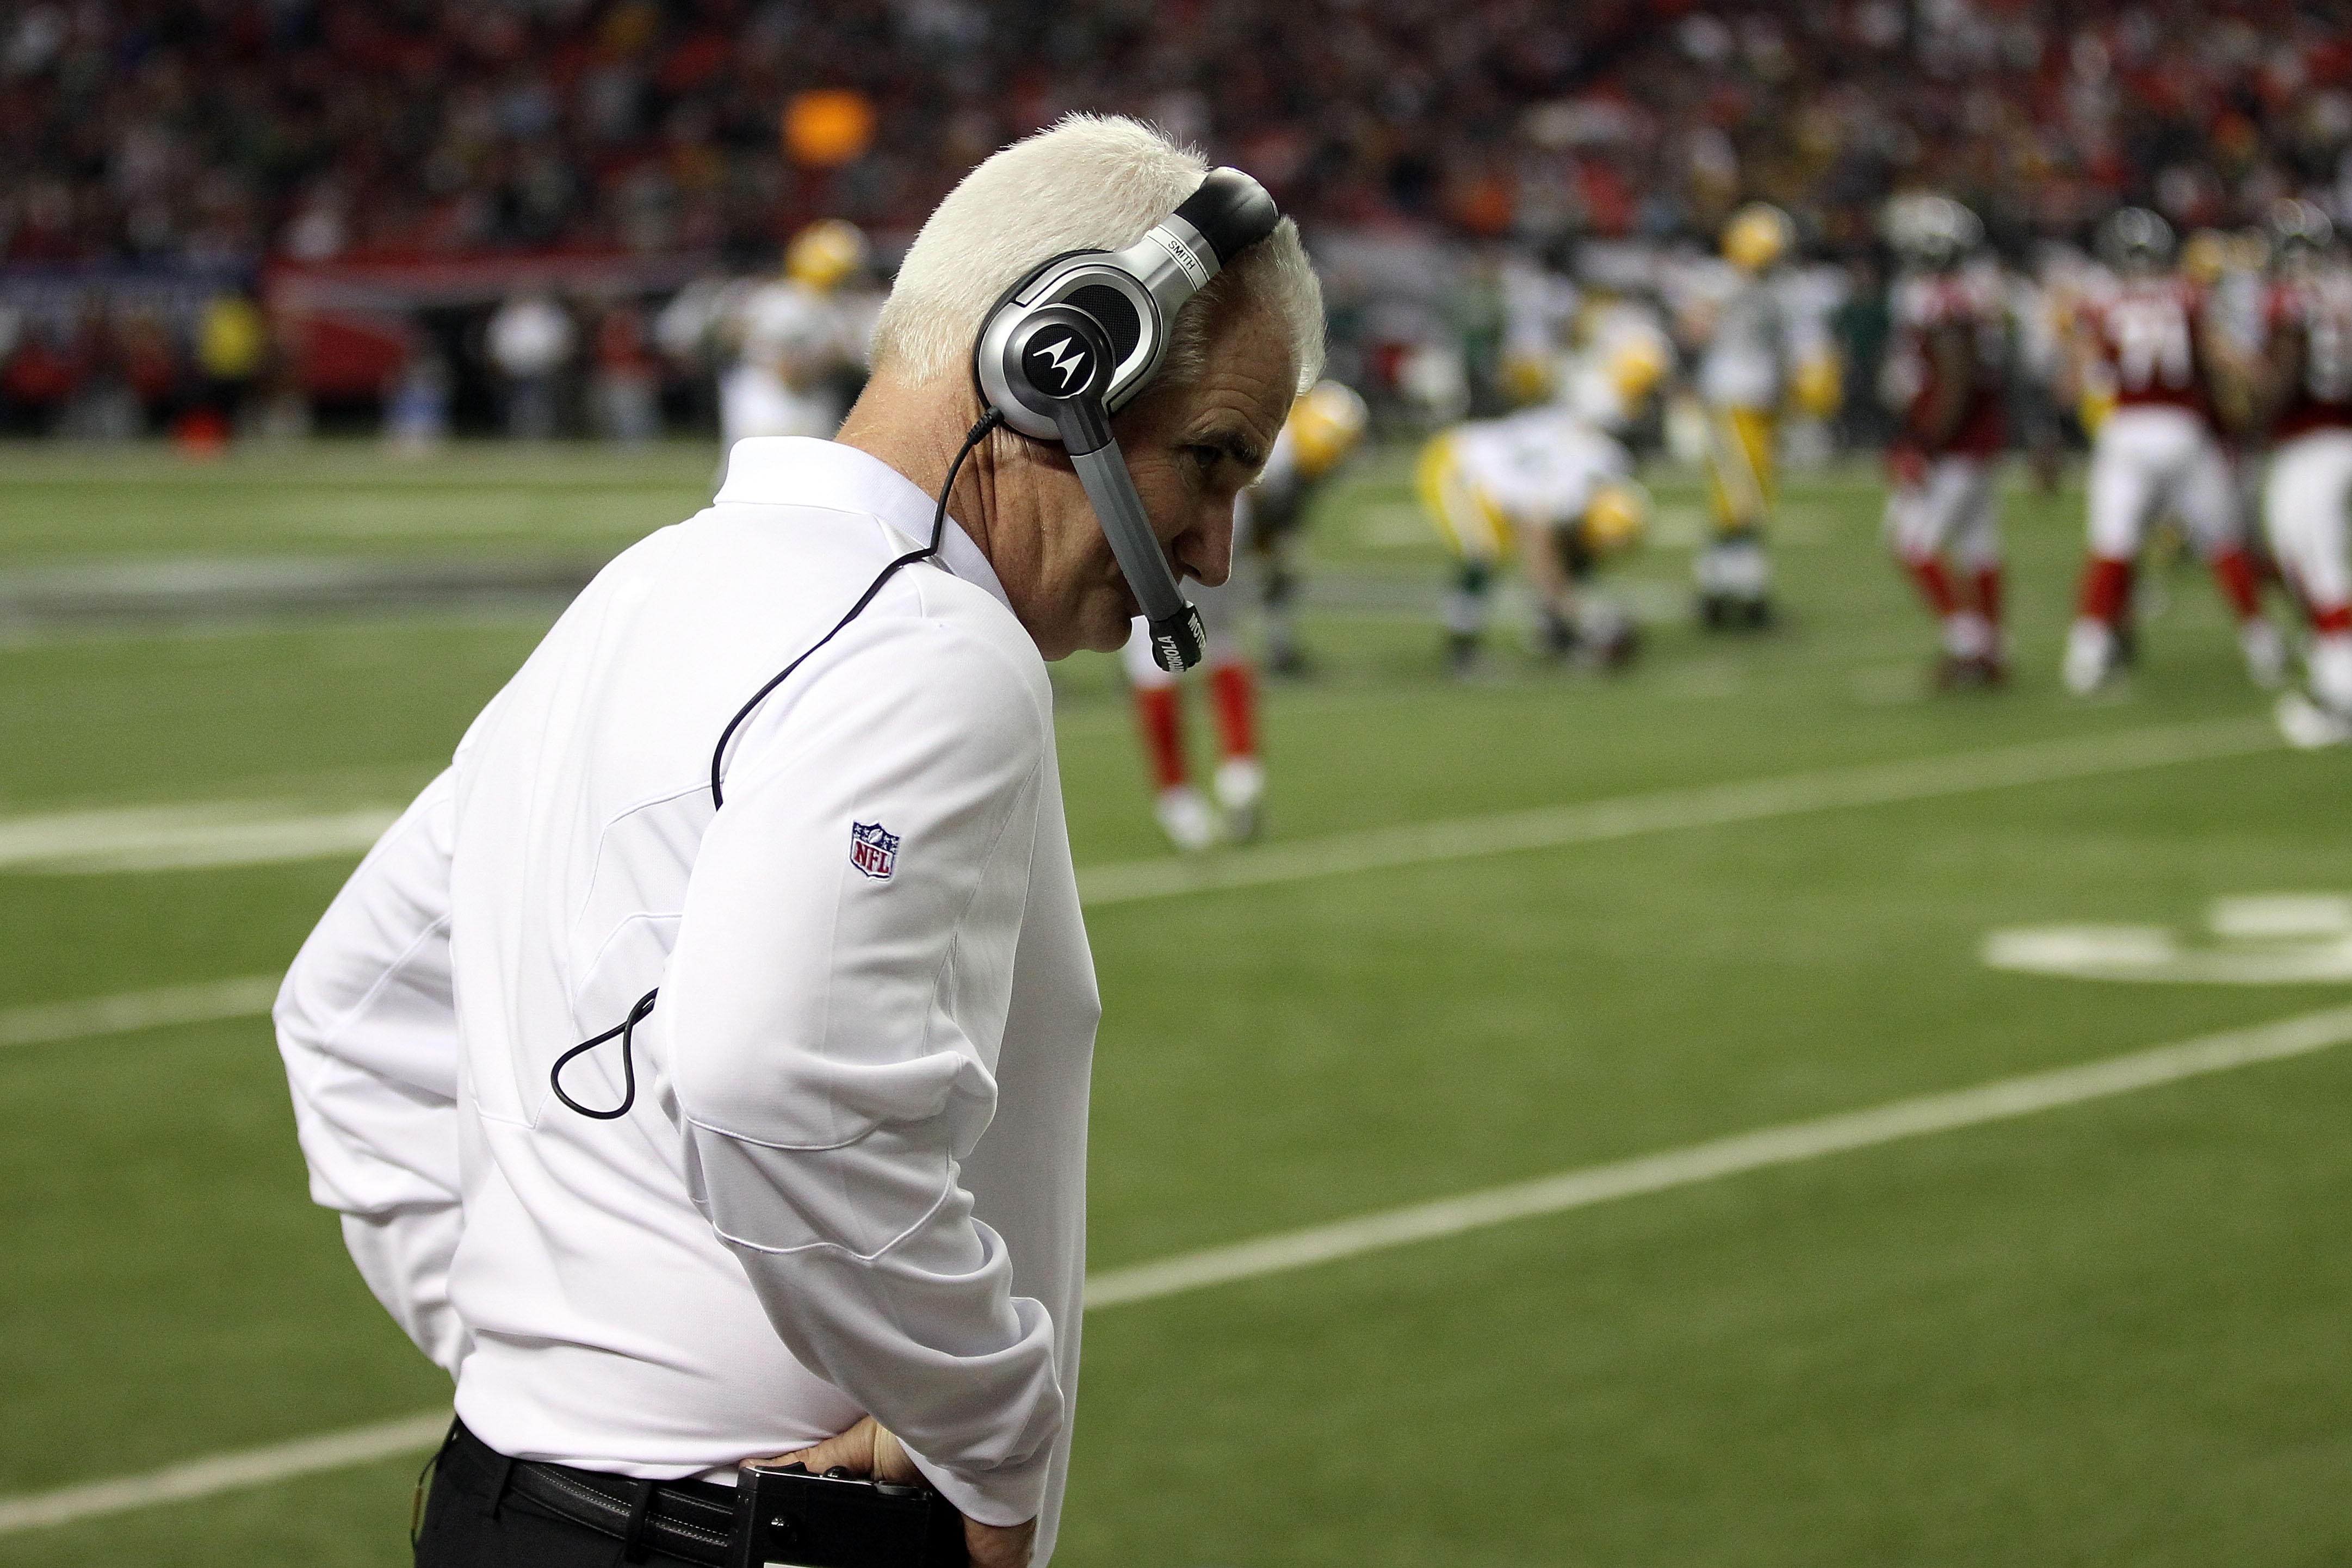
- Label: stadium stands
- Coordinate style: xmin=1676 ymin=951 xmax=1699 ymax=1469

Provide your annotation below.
xmin=3 ymin=1 xmax=2348 ymax=432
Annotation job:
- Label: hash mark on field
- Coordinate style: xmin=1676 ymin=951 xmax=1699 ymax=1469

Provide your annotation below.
xmin=1076 ymin=716 xmax=2280 ymax=907
xmin=0 ymin=977 xmax=280 ymax=1050
xmin=7 ymin=1001 xmax=2349 ymax=1532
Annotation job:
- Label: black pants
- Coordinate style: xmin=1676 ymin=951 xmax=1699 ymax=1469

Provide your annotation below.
xmin=414 ymin=1423 xmax=714 ymax=1568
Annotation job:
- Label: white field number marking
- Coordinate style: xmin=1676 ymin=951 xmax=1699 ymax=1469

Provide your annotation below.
xmin=1984 ymin=893 xmax=2352 ymax=985
xmin=5 ymin=1002 xmax=2350 ymax=1534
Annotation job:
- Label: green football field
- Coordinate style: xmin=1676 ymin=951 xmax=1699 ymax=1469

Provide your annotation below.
xmin=3 ymin=439 xmax=2349 ymax=1567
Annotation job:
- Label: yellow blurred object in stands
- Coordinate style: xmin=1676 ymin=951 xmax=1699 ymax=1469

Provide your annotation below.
xmin=786 ymin=219 xmax=868 ymax=290
xmin=1287 ymin=380 xmax=1369 ymax=480
xmin=1500 ymin=352 xmax=1556 ymax=406
xmin=784 ymin=89 xmax=877 ymax=168
xmin=1791 ymin=352 xmax=1842 ymax=417
xmin=1722 ymin=202 xmax=1793 ymax=273
xmin=197 ymin=296 xmax=267 ymax=381
xmin=2182 ymin=229 xmax=2229 ymax=286
xmin=1582 ymin=479 xmax=1651 ymax=557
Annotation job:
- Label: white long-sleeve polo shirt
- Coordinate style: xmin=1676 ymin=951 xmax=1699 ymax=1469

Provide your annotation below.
xmin=274 ymin=437 xmax=1100 ymax=1551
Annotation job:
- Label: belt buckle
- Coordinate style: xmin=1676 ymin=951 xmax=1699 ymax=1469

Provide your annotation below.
xmin=728 ymin=1465 xmax=966 ymax=1568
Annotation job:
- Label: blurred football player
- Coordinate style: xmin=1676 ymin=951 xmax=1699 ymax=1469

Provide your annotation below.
xmin=719 ymin=219 xmax=868 ymax=447
xmin=2060 ymin=207 xmax=2283 ymax=694
xmin=2257 ymin=200 xmax=2352 ymax=746
xmin=1670 ymin=202 xmax=1842 ymax=627
xmin=1498 ymin=252 xmax=1581 ymax=406
xmin=1245 ymin=379 xmax=1368 ymax=674
xmin=1419 ymin=403 xmax=1652 ymax=675
xmin=1880 ymin=195 xmax=2010 ymax=686
xmin=1118 ymin=382 xmax=1368 ymax=850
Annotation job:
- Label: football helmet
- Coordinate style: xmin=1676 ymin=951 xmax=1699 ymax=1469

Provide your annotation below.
xmin=1581 ymin=478 xmax=1652 ymax=557
xmin=1884 ymin=193 xmax=1983 ymax=271
xmin=2096 ymin=207 xmax=2176 ymax=275
xmin=2267 ymin=198 xmax=2335 ymax=271
xmin=1287 ymin=379 xmax=1369 ymax=480
xmin=1723 ymin=202 xmax=1794 ymax=274
xmin=2181 ymin=228 xmax=2231 ymax=286
xmin=785 ymin=219 xmax=868 ymax=292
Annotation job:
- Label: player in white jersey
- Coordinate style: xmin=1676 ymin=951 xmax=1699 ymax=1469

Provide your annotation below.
xmin=1419 ymin=404 xmax=1652 ymax=674
xmin=2256 ymin=201 xmax=2352 ymax=745
xmin=719 ymin=220 xmax=868 ymax=447
xmin=1121 ymin=382 xmax=1367 ymax=849
xmin=1880 ymin=195 xmax=2011 ymax=685
xmin=1669 ymin=202 xmax=1842 ymax=627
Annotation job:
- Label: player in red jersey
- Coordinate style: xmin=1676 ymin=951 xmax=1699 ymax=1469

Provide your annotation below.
xmin=1880 ymin=195 xmax=2009 ymax=686
xmin=2258 ymin=200 xmax=2352 ymax=745
xmin=2061 ymin=208 xmax=2285 ymax=695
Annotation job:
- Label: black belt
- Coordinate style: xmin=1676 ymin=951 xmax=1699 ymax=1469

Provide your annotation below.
xmin=447 ymin=1419 xmax=737 ymax=1565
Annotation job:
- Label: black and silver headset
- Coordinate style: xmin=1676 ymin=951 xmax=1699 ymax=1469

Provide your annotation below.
xmin=553 ymin=166 xmax=1284 ymax=1120
xmin=973 ymin=165 xmax=1280 ymax=673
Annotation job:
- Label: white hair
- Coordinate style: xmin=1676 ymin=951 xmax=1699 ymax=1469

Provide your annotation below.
xmin=872 ymin=114 xmax=1323 ymax=398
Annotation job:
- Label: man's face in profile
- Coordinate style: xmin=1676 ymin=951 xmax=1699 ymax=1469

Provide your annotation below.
xmin=995 ymin=295 xmax=1296 ymax=660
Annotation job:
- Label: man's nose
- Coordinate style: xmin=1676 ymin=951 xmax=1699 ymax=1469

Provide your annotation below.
xmin=1175 ymin=503 xmax=1235 ymax=588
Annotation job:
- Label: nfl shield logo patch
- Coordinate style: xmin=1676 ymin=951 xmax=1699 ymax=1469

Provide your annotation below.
xmin=849 ymin=821 xmax=900 ymax=880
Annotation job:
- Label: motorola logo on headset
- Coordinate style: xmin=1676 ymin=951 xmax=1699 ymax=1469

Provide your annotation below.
xmin=1025 ymin=333 xmax=1094 ymax=395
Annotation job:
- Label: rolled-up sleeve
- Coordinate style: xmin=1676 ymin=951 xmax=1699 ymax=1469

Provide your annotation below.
xmin=664 ymin=612 xmax=1060 ymax=1527
xmin=275 ymin=767 xmax=469 ymax=1374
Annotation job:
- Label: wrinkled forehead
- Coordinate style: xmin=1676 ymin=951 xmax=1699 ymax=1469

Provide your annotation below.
xmin=1180 ymin=292 xmax=1300 ymax=447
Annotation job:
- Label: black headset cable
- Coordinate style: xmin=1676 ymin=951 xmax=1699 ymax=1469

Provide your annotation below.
xmin=550 ymin=408 xmax=1005 ymax=1121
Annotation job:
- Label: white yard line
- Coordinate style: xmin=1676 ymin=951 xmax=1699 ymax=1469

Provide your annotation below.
xmin=7 ymin=1000 xmax=2349 ymax=1534
xmin=0 ymin=977 xmax=281 ymax=1051
xmin=0 ymin=1413 xmax=451 ymax=1535
xmin=0 ymin=717 xmax=2274 ymax=882
xmin=0 ymin=803 xmax=401 ymax=875
xmin=1083 ymin=1003 xmax=2352 ymax=1306
xmin=1077 ymin=716 xmax=2278 ymax=907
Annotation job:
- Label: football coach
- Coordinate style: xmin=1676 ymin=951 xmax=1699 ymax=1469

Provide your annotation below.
xmin=274 ymin=115 xmax=1322 ymax=1568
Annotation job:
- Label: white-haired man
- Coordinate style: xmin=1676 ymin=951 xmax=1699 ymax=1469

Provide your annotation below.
xmin=276 ymin=116 xmax=1321 ymax=1568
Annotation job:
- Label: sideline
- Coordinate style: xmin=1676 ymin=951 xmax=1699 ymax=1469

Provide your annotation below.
xmin=7 ymin=1001 xmax=2349 ymax=1535
xmin=0 ymin=716 xmax=2279 ymax=881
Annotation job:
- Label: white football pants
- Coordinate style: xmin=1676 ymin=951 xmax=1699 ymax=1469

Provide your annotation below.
xmin=2087 ymin=405 xmax=2238 ymax=560
xmin=1884 ymin=455 xmax=2001 ymax=570
xmin=2266 ymin=428 xmax=2352 ymax=616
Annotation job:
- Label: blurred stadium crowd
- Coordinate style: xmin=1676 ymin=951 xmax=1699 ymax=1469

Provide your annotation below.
xmin=1 ymin=0 xmax=2348 ymax=441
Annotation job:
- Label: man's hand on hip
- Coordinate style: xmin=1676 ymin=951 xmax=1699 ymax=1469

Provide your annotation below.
xmin=754 ymin=1416 xmax=1038 ymax=1568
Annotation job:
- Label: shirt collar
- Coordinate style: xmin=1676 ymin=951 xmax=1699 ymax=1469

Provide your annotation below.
xmin=714 ymin=437 xmax=1011 ymax=613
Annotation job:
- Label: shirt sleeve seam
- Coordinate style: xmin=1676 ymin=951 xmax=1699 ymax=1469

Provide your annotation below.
xmin=707 ymin=1163 xmax=960 ymax=1265
xmin=307 ymin=912 xmax=456 ymax=1072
